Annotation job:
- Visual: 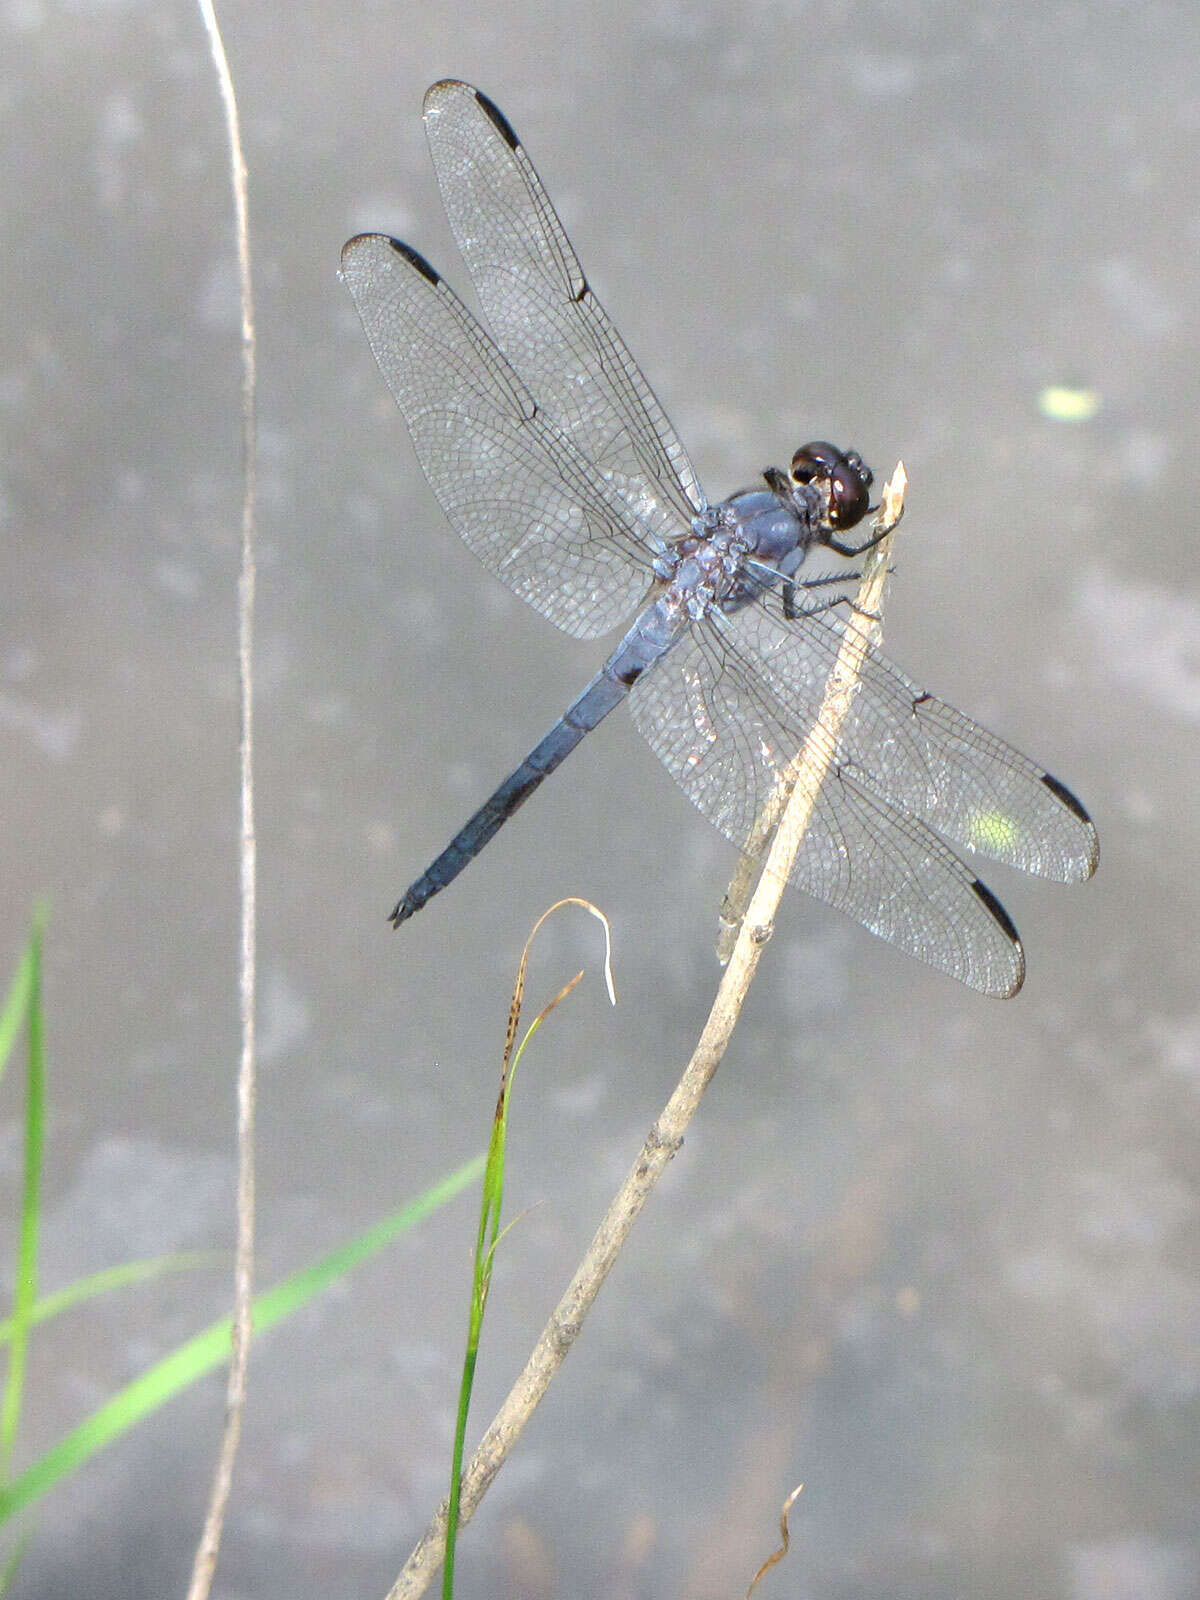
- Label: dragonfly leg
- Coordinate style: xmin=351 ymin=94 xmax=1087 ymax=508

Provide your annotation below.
xmin=782 ymin=568 xmax=893 ymax=622
xmin=820 ymin=521 xmax=892 ymax=559
xmin=783 ymin=589 xmax=885 ymax=625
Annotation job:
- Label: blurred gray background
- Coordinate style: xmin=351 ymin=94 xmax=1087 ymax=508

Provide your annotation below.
xmin=3 ymin=0 xmax=1199 ymax=1596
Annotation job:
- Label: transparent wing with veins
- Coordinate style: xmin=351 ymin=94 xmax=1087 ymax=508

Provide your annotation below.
xmin=341 ymin=231 xmax=663 ymax=639
xmin=629 ymin=607 xmax=1032 ymax=997
xmin=724 ymin=595 xmax=1099 ymax=882
xmin=423 ymin=78 xmax=705 ymax=548
xmin=629 ymin=579 xmax=1096 ymax=995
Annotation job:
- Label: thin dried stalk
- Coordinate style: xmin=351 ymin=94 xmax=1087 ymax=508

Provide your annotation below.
xmin=387 ymin=466 xmax=905 ymax=1600
xmin=745 ymin=1482 xmax=804 ymax=1598
xmin=187 ymin=3 xmax=259 ymax=1597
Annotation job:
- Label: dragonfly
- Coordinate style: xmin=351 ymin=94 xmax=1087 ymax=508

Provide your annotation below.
xmin=341 ymin=80 xmax=1098 ymax=997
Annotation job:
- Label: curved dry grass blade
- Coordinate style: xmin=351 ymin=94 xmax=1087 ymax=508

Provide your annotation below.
xmin=745 ymin=1483 xmax=803 ymax=1598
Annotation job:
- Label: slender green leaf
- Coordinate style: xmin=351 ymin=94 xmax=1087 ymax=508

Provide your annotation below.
xmin=444 ymin=953 xmax=589 ymax=1599
xmin=0 ymin=1254 xmax=226 ymax=1348
xmin=0 ymin=1528 xmax=32 ymax=1594
xmin=0 ymin=919 xmax=45 ymax=1484
xmin=0 ymin=909 xmax=44 ymax=1085
xmin=0 ymin=1153 xmax=484 ymax=1525
xmin=444 ymin=1119 xmax=508 ymax=1600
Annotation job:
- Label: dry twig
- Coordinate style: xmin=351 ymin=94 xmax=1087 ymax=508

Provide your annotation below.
xmin=187 ymin=4 xmax=259 ymax=1595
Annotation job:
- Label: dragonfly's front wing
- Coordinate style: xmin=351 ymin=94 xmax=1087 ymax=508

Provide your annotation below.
xmin=423 ymin=80 xmax=705 ymax=538
xmin=341 ymin=232 xmax=664 ymax=640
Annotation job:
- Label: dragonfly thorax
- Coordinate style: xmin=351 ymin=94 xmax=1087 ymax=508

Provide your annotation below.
xmin=659 ymin=516 xmax=756 ymax=620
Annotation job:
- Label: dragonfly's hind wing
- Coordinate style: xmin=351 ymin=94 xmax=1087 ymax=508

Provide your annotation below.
xmin=628 ymin=618 xmax=1028 ymax=996
xmin=342 ymin=232 xmax=656 ymax=640
xmin=724 ymin=596 xmax=1098 ymax=882
xmin=424 ymin=79 xmax=704 ymax=545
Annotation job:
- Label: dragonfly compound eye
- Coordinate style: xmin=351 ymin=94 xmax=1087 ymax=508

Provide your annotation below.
xmin=789 ymin=440 xmax=839 ymax=486
xmin=790 ymin=442 xmax=872 ymax=529
xmin=828 ymin=451 xmax=872 ymax=529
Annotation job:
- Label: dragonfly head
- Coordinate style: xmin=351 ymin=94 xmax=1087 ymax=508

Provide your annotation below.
xmin=789 ymin=441 xmax=873 ymax=532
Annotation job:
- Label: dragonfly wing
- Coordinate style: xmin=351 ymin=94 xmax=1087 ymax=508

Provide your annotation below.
xmin=628 ymin=617 xmax=1028 ymax=996
xmin=724 ymin=594 xmax=1098 ymax=882
xmin=341 ymin=232 xmax=660 ymax=639
xmin=423 ymin=79 xmax=705 ymax=545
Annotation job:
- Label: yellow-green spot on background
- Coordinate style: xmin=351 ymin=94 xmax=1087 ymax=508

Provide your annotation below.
xmin=1038 ymin=385 xmax=1101 ymax=423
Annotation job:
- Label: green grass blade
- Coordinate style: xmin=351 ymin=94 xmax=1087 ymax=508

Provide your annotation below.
xmin=0 ymin=917 xmax=45 ymax=1484
xmin=0 ymin=1254 xmax=226 ymax=1348
xmin=443 ymin=1132 xmax=504 ymax=1600
xmin=0 ymin=909 xmax=44 ymax=1085
xmin=443 ymin=975 xmax=587 ymax=1599
xmin=0 ymin=1528 xmax=32 ymax=1594
xmin=0 ymin=1153 xmax=484 ymax=1525
xmin=442 ymin=902 xmax=613 ymax=1599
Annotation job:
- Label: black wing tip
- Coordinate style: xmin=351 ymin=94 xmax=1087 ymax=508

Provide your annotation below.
xmin=472 ymin=86 xmax=521 ymax=150
xmin=387 ymin=237 xmax=442 ymax=286
xmin=1040 ymin=770 xmax=1092 ymax=826
xmin=1040 ymin=771 xmax=1101 ymax=877
xmin=969 ymin=878 xmax=1026 ymax=997
xmin=970 ymin=876 xmax=1020 ymax=946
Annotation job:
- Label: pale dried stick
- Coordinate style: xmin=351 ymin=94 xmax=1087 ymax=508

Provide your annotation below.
xmin=386 ymin=466 xmax=906 ymax=1600
xmin=187 ymin=3 xmax=259 ymax=1596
